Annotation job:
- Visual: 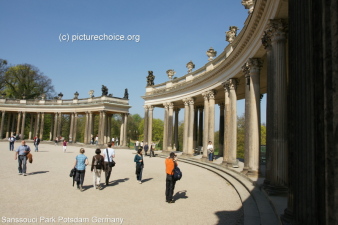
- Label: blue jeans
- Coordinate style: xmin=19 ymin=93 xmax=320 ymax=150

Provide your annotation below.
xmin=18 ymin=155 xmax=27 ymax=173
xmin=9 ymin=142 xmax=14 ymax=151
xmin=208 ymin=153 xmax=214 ymax=161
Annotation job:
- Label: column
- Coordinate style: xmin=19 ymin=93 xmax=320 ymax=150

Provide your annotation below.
xmin=227 ymin=78 xmax=239 ymax=166
xmin=39 ymin=112 xmax=44 ymax=140
xmin=123 ymin=113 xmax=128 ymax=147
xmin=222 ymin=83 xmax=231 ymax=164
xmin=218 ymin=103 xmax=225 ymax=156
xmin=100 ymin=110 xmax=107 ymax=145
xmin=243 ymin=58 xmax=263 ymax=174
xmin=57 ymin=112 xmax=62 ymax=138
xmin=107 ymin=114 xmax=111 ymax=143
xmin=35 ymin=112 xmax=41 ymax=138
xmin=120 ymin=114 xmax=124 ymax=146
xmin=29 ymin=114 xmax=34 ymax=140
xmin=193 ymin=106 xmax=198 ymax=151
xmin=20 ymin=112 xmax=26 ymax=139
xmin=208 ymin=90 xmax=216 ymax=147
xmin=50 ymin=114 xmax=54 ymax=140
xmin=182 ymin=99 xmax=190 ymax=154
xmin=16 ymin=112 xmax=22 ymax=135
xmin=0 ymin=111 xmax=5 ymax=139
xmin=147 ymin=106 xmax=154 ymax=146
xmin=88 ymin=112 xmax=93 ymax=144
xmin=6 ymin=113 xmax=11 ymax=138
xmin=174 ymin=108 xmax=180 ymax=151
xmin=53 ymin=113 xmax=58 ymax=140
xmin=69 ymin=113 xmax=74 ymax=142
xmin=84 ymin=112 xmax=89 ymax=144
xmin=188 ymin=97 xmax=195 ymax=155
xmin=202 ymin=92 xmax=209 ymax=158
xmin=73 ymin=113 xmax=78 ymax=143
xmin=163 ymin=103 xmax=169 ymax=151
xmin=198 ymin=107 xmax=203 ymax=147
xmin=143 ymin=106 xmax=149 ymax=146
xmin=167 ymin=102 xmax=174 ymax=151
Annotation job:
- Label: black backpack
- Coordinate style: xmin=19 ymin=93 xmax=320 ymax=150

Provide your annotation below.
xmin=95 ymin=156 xmax=102 ymax=169
xmin=173 ymin=166 xmax=182 ymax=181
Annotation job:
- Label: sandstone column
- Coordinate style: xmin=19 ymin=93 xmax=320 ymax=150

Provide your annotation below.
xmin=143 ymin=106 xmax=149 ymax=145
xmin=0 ymin=111 xmax=5 ymax=139
xmin=182 ymin=99 xmax=190 ymax=154
xmin=218 ymin=103 xmax=225 ymax=157
xmin=163 ymin=103 xmax=169 ymax=151
xmin=227 ymin=78 xmax=239 ymax=166
xmin=198 ymin=106 xmax=203 ymax=147
xmin=173 ymin=108 xmax=180 ymax=151
xmin=57 ymin=112 xmax=62 ymax=138
xmin=222 ymin=82 xmax=231 ymax=164
xmin=53 ymin=113 xmax=58 ymax=140
xmin=73 ymin=113 xmax=78 ymax=143
xmin=147 ymin=106 xmax=154 ymax=147
xmin=202 ymin=92 xmax=209 ymax=158
xmin=243 ymin=58 xmax=263 ymax=174
xmin=84 ymin=112 xmax=89 ymax=144
xmin=20 ymin=112 xmax=26 ymax=139
xmin=167 ymin=102 xmax=174 ymax=151
xmin=188 ymin=97 xmax=195 ymax=155
xmin=6 ymin=113 xmax=12 ymax=138
xmin=69 ymin=113 xmax=74 ymax=142
xmin=193 ymin=107 xmax=198 ymax=151
xmin=39 ymin=113 xmax=44 ymax=140
xmin=16 ymin=112 xmax=22 ymax=135
xmin=123 ymin=113 xmax=128 ymax=147
xmin=208 ymin=90 xmax=216 ymax=150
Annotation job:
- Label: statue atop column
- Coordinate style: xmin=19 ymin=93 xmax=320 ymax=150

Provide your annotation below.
xmin=101 ymin=85 xmax=108 ymax=96
xmin=147 ymin=71 xmax=155 ymax=86
xmin=124 ymin=88 xmax=129 ymax=99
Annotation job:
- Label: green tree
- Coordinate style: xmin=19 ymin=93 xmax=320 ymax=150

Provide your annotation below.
xmin=261 ymin=123 xmax=266 ymax=145
xmin=3 ymin=64 xmax=55 ymax=99
xmin=127 ymin=114 xmax=142 ymax=142
xmin=0 ymin=59 xmax=8 ymax=92
xmin=237 ymin=114 xmax=245 ymax=159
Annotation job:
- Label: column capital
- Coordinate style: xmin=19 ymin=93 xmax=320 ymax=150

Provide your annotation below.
xmin=168 ymin=102 xmax=174 ymax=109
xmin=207 ymin=90 xmax=216 ymax=99
xmin=219 ymin=102 xmax=225 ymax=108
xmin=174 ymin=107 xmax=181 ymax=112
xmin=143 ymin=105 xmax=149 ymax=110
xmin=262 ymin=30 xmax=272 ymax=49
xmin=268 ymin=19 xmax=288 ymax=42
xmin=202 ymin=91 xmax=209 ymax=101
xmin=182 ymin=98 xmax=190 ymax=106
xmin=148 ymin=105 xmax=154 ymax=111
xmin=163 ymin=102 xmax=169 ymax=109
xmin=188 ymin=97 xmax=195 ymax=105
xmin=226 ymin=78 xmax=239 ymax=91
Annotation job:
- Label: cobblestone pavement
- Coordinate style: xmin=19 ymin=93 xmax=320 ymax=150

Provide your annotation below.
xmin=0 ymin=141 xmax=244 ymax=225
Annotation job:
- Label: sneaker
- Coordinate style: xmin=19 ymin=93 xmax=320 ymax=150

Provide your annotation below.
xmin=139 ymin=181 xmax=142 ymax=184
xmin=18 ymin=173 xmax=22 ymax=175
xmin=23 ymin=173 xmax=27 ymax=176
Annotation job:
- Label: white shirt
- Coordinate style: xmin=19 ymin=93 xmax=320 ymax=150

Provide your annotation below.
xmin=103 ymin=148 xmax=115 ymax=162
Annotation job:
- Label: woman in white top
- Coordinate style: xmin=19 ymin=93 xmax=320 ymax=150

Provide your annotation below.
xmin=207 ymin=141 xmax=214 ymax=161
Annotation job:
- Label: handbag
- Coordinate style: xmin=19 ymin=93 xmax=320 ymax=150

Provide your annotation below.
xmin=106 ymin=149 xmax=116 ymax=167
xmin=70 ymin=167 xmax=77 ymax=177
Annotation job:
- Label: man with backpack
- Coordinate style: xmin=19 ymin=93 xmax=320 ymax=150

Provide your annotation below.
xmin=103 ymin=142 xmax=115 ymax=186
xmin=91 ymin=148 xmax=105 ymax=190
xmin=165 ymin=152 xmax=178 ymax=203
xmin=8 ymin=135 xmax=16 ymax=151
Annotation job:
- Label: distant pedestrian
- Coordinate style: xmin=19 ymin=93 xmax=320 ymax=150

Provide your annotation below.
xmin=34 ymin=136 xmax=40 ymax=152
xmin=165 ymin=152 xmax=177 ymax=203
xmin=8 ymin=135 xmax=16 ymax=151
xmin=134 ymin=149 xmax=144 ymax=184
xmin=15 ymin=140 xmax=31 ymax=176
xmin=207 ymin=141 xmax=214 ymax=161
xmin=103 ymin=142 xmax=115 ymax=186
xmin=63 ymin=140 xmax=67 ymax=153
xmin=150 ymin=142 xmax=155 ymax=157
xmin=95 ymin=135 xmax=99 ymax=145
xmin=91 ymin=148 xmax=105 ymax=190
xmin=54 ymin=137 xmax=58 ymax=146
xmin=74 ymin=148 xmax=89 ymax=191
xmin=144 ymin=142 xmax=149 ymax=156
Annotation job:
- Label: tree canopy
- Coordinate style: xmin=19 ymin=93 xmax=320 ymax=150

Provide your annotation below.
xmin=2 ymin=62 xmax=55 ymax=99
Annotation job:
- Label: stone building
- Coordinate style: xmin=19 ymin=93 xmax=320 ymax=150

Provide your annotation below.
xmin=142 ymin=0 xmax=338 ymax=224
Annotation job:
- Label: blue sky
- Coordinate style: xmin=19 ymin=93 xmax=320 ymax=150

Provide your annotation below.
xmin=1 ymin=0 xmax=266 ymax=125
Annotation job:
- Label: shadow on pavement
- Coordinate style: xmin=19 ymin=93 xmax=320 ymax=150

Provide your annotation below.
xmin=29 ymin=171 xmax=49 ymax=175
xmin=173 ymin=190 xmax=188 ymax=201
xmin=140 ymin=178 xmax=153 ymax=183
xmin=214 ymin=208 xmax=244 ymax=225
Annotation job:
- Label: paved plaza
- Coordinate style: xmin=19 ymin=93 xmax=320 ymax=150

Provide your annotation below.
xmin=0 ymin=141 xmax=244 ymax=225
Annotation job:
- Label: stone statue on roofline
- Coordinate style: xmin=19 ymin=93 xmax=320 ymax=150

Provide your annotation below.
xmin=147 ymin=71 xmax=155 ymax=86
xmin=101 ymin=85 xmax=108 ymax=96
xmin=226 ymin=26 xmax=239 ymax=44
xmin=124 ymin=88 xmax=129 ymax=99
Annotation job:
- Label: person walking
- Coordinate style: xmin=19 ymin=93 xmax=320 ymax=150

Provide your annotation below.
xmin=103 ymin=142 xmax=115 ymax=186
xmin=54 ymin=137 xmax=58 ymax=146
xmin=134 ymin=149 xmax=144 ymax=184
xmin=165 ymin=152 xmax=178 ymax=203
xmin=91 ymin=148 xmax=105 ymax=190
xmin=207 ymin=141 xmax=214 ymax=162
xmin=150 ymin=142 xmax=155 ymax=157
xmin=74 ymin=148 xmax=89 ymax=192
xmin=63 ymin=140 xmax=67 ymax=153
xmin=14 ymin=140 xmax=31 ymax=176
xmin=143 ymin=142 xmax=149 ymax=156
xmin=8 ymin=135 xmax=16 ymax=151
xmin=34 ymin=136 xmax=40 ymax=152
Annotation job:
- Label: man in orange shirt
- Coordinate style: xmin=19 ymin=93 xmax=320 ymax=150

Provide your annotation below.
xmin=165 ymin=152 xmax=177 ymax=203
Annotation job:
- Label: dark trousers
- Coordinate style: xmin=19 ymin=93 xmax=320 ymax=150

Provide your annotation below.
xmin=18 ymin=155 xmax=27 ymax=173
xmin=150 ymin=150 xmax=155 ymax=157
xmin=165 ymin=174 xmax=176 ymax=201
xmin=104 ymin=162 xmax=112 ymax=184
xmin=75 ymin=170 xmax=85 ymax=187
xmin=9 ymin=142 xmax=14 ymax=151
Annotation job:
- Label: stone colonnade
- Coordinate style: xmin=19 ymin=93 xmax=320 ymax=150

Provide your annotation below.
xmin=143 ymin=19 xmax=289 ymax=179
xmin=0 ymin=111 xmax=129 ymax=146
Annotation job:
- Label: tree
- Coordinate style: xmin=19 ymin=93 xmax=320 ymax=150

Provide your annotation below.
xmin=0 ymin=59 xmax=8 ymax=92
xmin=261 ymin=123 xmax=266 ymax=145
xmin=237 ymin=114 xmax=245 ymax=159
xmin=3 ymin=64 xmax=55 ymax=99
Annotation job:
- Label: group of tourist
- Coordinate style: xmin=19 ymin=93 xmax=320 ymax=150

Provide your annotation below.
xmin=135 ymin=141 xmax=156 ymax=157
